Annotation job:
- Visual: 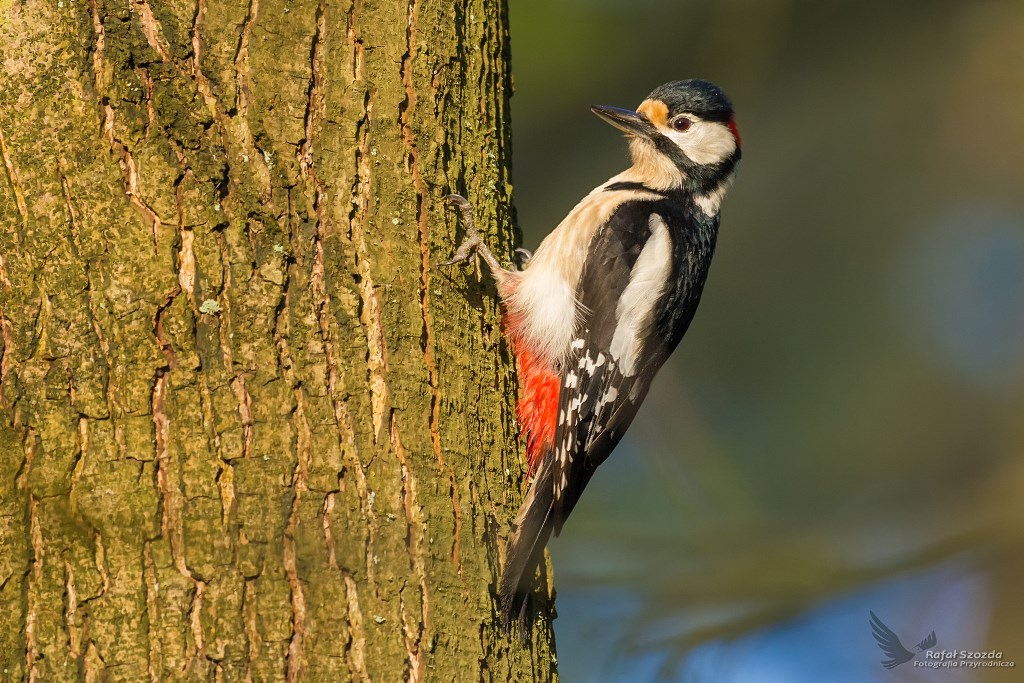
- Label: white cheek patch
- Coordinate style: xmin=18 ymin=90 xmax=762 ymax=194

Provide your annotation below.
xmin=665 ymin=117 xmax=737 ymax=166
xmin=608 ymin=214 xmax=673 ymax=376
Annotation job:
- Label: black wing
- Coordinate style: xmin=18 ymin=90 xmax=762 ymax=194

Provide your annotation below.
xmin=869 ymin=611 xmax=915 ymax=669
xmin=550 ymin=199 xmax=716 ymax=532
xmin=916 ymin=631 xmax=937 ymax=651
xmin=549 ymin=207 xmax=673 ymax=532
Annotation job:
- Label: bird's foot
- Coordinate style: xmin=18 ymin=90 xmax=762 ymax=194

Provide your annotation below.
xmin=441 ymin=194 xmax=504 ymax=274
xmin=439 ymin=231 xmax=485 ymax=267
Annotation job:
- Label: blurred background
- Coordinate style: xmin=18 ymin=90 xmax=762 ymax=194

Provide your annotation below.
xmin=507 ymin=0 xmax=1024 ymax=680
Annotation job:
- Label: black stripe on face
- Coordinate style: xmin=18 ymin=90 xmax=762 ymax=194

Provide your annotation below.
xmin=649 ymin=131 xmax=742 ymax=194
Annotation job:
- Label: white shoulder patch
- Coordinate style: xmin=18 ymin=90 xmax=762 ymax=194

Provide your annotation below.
xmin=607 ymin=214 xmax=673 ymax=376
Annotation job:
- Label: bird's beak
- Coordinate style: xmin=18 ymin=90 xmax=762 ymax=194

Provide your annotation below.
xmin=590 ymin=105 xmax=655 ymax=139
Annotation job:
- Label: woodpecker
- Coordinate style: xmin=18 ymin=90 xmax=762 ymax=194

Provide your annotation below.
xmin=443 ymin=79 xmax=741 ymax=630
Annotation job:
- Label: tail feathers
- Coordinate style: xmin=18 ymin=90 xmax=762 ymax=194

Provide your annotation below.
xmin=499 ymin=457 xmax=555 ymax=634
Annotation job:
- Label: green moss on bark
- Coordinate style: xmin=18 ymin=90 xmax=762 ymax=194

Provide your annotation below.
xmin=0 ymin=0 xmax=556 ymax=680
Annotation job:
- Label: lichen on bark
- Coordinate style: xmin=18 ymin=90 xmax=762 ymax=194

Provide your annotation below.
xmin=0 ymin=0 xmax=557 ymax=680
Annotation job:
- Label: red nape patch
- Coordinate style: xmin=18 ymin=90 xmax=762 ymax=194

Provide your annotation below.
xmin=727 ymin=116 xmax=742 ymax=149
xmin=504 ymin=314 xmax=559 ymax=476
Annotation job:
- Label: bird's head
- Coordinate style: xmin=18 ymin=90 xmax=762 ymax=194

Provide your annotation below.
xmin=592 ymin=79 xmax=741 ymax=194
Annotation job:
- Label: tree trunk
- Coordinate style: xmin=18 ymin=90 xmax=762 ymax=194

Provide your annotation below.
xmin=0 ymin=0 xmax=556 ymax=680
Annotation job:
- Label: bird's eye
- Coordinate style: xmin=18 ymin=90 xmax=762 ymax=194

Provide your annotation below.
xmin=672 ymin=117 xmax=693 ymax=132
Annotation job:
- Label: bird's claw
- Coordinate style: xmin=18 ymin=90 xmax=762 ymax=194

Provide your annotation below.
xmin=442 ymin=193 xmax=483 ymax=267
xmin=442 ymin=192 xmax=504 ymax=275
xmin=440 ymin=230 xmax=484 ymax=267
xmin=445 ymin=194 xmax=473 ymax=212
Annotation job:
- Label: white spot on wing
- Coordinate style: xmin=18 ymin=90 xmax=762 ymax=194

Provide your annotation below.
xmin=608 ymin=215 xmax=673 ymax=376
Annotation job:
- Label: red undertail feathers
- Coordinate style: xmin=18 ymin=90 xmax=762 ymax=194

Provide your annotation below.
xmin=502 ymin=306 xmax=559 ymax=475
xmin=512 ymin=338 xmax=559 ymax=474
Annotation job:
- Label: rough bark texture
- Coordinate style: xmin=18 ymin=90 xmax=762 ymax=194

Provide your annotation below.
xmin=0 ymin=0 xmax=557 ymax=680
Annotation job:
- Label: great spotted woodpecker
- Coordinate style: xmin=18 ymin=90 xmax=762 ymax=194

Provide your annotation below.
xmin=443 ymin=79 xmax=741 ymax=629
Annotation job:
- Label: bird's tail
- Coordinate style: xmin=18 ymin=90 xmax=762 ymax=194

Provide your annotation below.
xmin=499 ymin=455 xmax=555 ymax=634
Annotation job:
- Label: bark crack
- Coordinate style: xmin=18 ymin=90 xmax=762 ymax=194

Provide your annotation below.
xmin=154 ymin=285 xmax=181 ymax=370
xmin=0 ymin=124 xmax=22 ymax=286
xmin=0 ymin=125 xmax=28 ymax=230
xmin=389 ymin=413 xmax=427 ymax=683
xmin=343 ymin=573 xmax=370 ymax=682
xmin=152 ymin=374 xmax=179 ymax=572
xmin=200 ymin=375 xmax=236 ymax=526
xmin=283 ymin=388 xmax=310 ymax=683
xmin=298 ymin=1 xmax=326 ymax=178
xmin=152 ymin=372 xmax=206 ymax=667
xmin=212 ymin=230 xmax=255 ymax=466
xmin=399 ymin=0 xmax=463 ymax=570
xmin=112 ymin=109 xmax=166 ymax=246
xmin=349 ymin=127 xmax=389 ymax=442
xmin=177 ymin=224 xmax=197 ymax=305
xmin=135 ymin=0 xmax=173 ymax=63
xmin=234 ymin=0 xmax=260 ymax=105
xmin=343 ymin=89 xmax=385 ymax=591
xmin=0 ymin=313 xmax=14 ymax=399
xmin=231 ymin=376 xmax=254 ymax=460
xmin=87 ymin=0 xmax=107 ymax=99
xmin=25 ymin=492 xmax=41 ymax=682
xmin=64 ymin=560 xmax=81 ymax=660
xmin=143 ymin=541 xmax=162 ymax=683
xmin=346 ymin=1 xmax=365 ymax=81
xmin=344 ymin=3 xmax=390 ymax=446
xmin=276 ymin=222 xmax=308 ymax=681
xmin=93 ymin=532 xmax=110 ymax=599
xmin=231 ymin=0 xmax=273 ymax=194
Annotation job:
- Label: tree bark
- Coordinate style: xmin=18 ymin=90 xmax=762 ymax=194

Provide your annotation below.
xmin=0 ymin=0 xmax=556 ymax=680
